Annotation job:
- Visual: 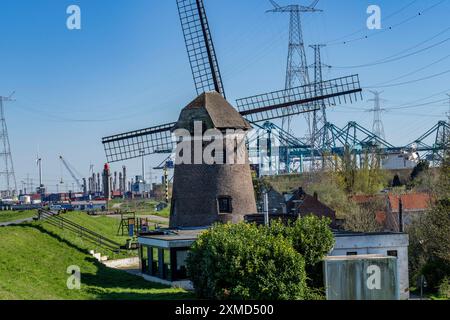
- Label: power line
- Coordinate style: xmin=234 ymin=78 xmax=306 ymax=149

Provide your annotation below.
xmin=333 ymin=36 xmax=450 ymax=69
xmin=365 ymin=52 xmax=450 ymax=88
xmin=365 ymin=68 xmax=450 ymax=89
xmin=387 ymin=98 xmax=448 ymax=110
xmin=327 ymin=0 xmax=448 ymax=46
xmin=323 ymin=0 xmax=419 ymax=45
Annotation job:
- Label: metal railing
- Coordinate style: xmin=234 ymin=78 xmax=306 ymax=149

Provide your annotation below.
xmin=38 ymin=209 xmax=123 ymax=253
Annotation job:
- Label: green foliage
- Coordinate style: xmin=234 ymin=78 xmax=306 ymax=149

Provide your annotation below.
xmin=187 ymin=216 xmax=335 ymax=300
xmin=266 ymin=217 xmax=335 ymax=267
xmin=421 ymin=259 xmax=450 ymax=292
xmin=408 ymin=151 xmax=450 ymax=292
xmin=186 ymin=223 xmax=307 ymax=300
xmin=438 ymin=277 xmax=450 ymax=299
xmin=343 ymin=204 xmax=382 ymax=233
xmin=306 ymin=174 xmax=357 ymax=219
xmin=336 ymin=149 xmax=388 ymax=195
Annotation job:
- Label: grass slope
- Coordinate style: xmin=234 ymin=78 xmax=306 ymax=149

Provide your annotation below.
xmin=38 ymin=211 xmax=137 ymax=259
xmin=112 ymin=199 xmax=171 ymax=218
xmin=0 ymin=210 xmax=37 ymax=223
xmin=0 ymin=224 xmax=192 ymax=300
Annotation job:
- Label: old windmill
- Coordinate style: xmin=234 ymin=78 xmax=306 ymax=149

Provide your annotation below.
xmin=101 ymin=0 xmax=362 ymax=228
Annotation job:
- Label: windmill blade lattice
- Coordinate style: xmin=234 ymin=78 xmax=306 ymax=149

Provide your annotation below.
xmin=102 ymin=122 xmax=176 ymax=163
xmin=177 ymin=0 xmax=226 ymax=97
xmin=236 ymin=75 xmax=362 ymax=123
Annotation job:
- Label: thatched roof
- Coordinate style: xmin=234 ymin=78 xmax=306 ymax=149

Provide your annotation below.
xmin=173 ymin=91 xmax=252 ymax=131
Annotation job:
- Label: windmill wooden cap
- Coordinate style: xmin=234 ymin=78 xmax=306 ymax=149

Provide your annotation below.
xmin=173 ymin=91 xmax=252 ymax=131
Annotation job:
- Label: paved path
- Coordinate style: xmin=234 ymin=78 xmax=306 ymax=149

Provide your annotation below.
xmin=0 ymin=217 xmax=35 ymax=227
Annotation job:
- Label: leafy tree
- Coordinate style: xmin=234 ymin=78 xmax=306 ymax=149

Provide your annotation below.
xmin=408 ymin=150 xmax=450 ymax=292
xmin=186 ymin=216 xmax=335 ymax=300
xmin=335 ymin=148 xmax=387 ymax=195
xmin=267 ymin=217 xmax=335 ymax=290
xmin=343 ymin=205 xmax=382 ymax=233
xmin=306 ymin=174 xmax=357 ymax=218
xmin=266 ymin=216 xmax=335 ymax=267
xmin=186 ymin=223 xmax=307 ymax=300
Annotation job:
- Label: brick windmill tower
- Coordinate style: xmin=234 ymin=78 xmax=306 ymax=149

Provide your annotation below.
xmin=101 ymin=0 xmax=362 ymax=228
xmin=169 ymin=91 xmax=257 ymax=228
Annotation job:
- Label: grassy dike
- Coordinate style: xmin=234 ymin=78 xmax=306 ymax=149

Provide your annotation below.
xmin=0 ymin=210 xmax=37 ymax=223
xmin=0 ymin=212 xmax=193 ymax=299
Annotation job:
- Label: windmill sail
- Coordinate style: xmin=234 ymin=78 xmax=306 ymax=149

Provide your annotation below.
xmin=102 ymin=75 xmax=362 ymax=163
xmin=177 ymin=0 xmax=226 ymax=97
xmin=102 ymin=122 xmax=176 ymax=163
xmin=236 ymin=75 xmax=362 ymax=123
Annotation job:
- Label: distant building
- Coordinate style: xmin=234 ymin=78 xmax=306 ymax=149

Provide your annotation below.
xmin=385 ymin=193 xmax=432 ymax=232
xmin=131 ymin=175 xmax=151 ymax=195
xmin=265 ymin=187 xmax=337 ymax=228
xmin=382 ymin=151 xmax=419 ymax=170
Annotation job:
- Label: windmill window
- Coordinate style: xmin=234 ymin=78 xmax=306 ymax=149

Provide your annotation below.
xmin=218 ymin=196 xmax=232 ymax=213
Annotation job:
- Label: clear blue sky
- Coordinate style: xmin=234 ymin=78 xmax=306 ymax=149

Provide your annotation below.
xmin=1 ymin=0 xmax=449 ymax=192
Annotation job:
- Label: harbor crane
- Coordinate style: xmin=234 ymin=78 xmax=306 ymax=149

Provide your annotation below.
xmin=59 ymin=155 xmax=84 ymax=192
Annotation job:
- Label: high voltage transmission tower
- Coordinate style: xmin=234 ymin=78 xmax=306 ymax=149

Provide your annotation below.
xmin=368 ymin=91 xmax=387 ymax=141
xmin=309 ymin=44 xmax=329 ymax=171
xmin=0 ymin=94 xmax=17 ymax=196
xmin=310 ymin=44 xmax=329 ymax=147
xmin=267 ymin=0 xmax=321 ymax=136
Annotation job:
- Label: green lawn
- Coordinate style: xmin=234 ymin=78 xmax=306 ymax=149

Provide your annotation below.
xmin=112 ymin=199 xmax=171 ymax=218
xmin=0 ymin=210 xmax=37 ymax=223
xmin=0 ymin=224 xmax=193 ymax=300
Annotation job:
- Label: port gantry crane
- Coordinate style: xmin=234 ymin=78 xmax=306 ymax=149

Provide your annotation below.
xmin=59 ymin=155 xmax=85 ymax=192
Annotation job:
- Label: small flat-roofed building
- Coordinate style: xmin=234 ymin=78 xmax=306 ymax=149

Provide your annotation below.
xmin=331 ymin=231 xmax=409 ymax=300
xmin=138 ymin=228 xmax=205 ymax=288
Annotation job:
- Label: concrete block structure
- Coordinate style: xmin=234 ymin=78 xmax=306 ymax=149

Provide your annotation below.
xmin=331 ymin=231 xmax=409 ymax=300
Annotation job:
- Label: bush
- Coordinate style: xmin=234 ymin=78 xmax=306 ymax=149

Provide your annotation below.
xmin=438 ymin=277 xmax=450 ymax=299
xmin=186 ymin=223 xmax=307 ymax=300
xmin=265 ymin=216 xmax=335 ymax=267
xmin=421 ymin=259 xmax=450 ymax=292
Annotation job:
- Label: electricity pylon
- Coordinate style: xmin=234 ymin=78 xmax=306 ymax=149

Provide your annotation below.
xmin=367 ymin=91 xmax=387 ymax=141
xmin=0 ymin=93 xmax=17 ymax=196
xmin=309 ymin=44 xmax=330 ymax=171
xmin=310 ymin=44 xmax=329 ymax=147
xmin=267 ymin=0 xmax=322 ymax=136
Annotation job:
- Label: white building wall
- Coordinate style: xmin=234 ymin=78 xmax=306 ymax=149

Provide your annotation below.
xmin=382 ymin=153 xmax=418 ymax=170
xmin=330 ymin=233 xmax=409 ymax=300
